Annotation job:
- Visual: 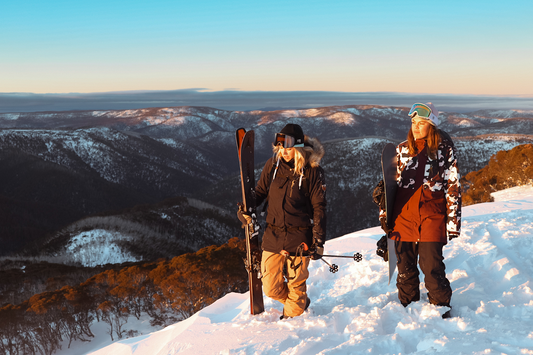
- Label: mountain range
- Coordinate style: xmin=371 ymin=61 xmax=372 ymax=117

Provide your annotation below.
xmin=1 ymin=105 xmax=532 ymax=262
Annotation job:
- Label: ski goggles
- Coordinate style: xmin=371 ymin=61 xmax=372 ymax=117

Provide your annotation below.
xmin=408 ymin=102 xmax=439 ymax=125
xmin=408 ymin=103 xmax=433 ymax=118
xmin=274 ymin=133 xmax=304 ymax=148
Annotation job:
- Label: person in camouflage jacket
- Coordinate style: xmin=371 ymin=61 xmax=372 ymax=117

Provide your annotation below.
xmin=379 ymin=102 xmax=461 ymax=315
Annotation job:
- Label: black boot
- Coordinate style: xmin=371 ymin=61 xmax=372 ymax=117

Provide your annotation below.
xmin=442 ymin=307 xmax=452 ymax=319
xmin=304 ymin=297 xmax=311 ymax=311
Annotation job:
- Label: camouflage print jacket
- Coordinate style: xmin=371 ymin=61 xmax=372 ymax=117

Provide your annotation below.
xmin=379 ymin=137 xmax=462 ymax=242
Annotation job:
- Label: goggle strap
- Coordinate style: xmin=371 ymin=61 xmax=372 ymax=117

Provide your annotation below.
xmin=275 ymin=133 xmax=303 ymax=148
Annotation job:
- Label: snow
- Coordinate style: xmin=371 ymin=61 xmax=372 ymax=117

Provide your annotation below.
xmin=474 ymin=110 xmax=533 ymax=119
xmin=491 ymin=184 xmax=533 ymax=202
xmin=1 ymin=113 xmax=20 ymax=120
xmin=280 ymin=109 xmax=324 ymax=118
xmin=327 ymin=112 xmax=356 ymax=125
xmin=281 ymin=110 xmax=304 ymax=118
xmin=456 ymin=119 xmax=478 ymax=127
xmin=66 ymin=229 xmax=140 ymax=267
xmin=61 ymin=185 xmax=533 ymax=355
xmin=143 ymin=116 xmax=169 ymax=125
xmin=344 ymin=108 xmax=361 ymax=116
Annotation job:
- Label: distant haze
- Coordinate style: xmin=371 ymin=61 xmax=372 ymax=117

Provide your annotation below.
xmin=2 ymin=90 xmax=533 ymax=113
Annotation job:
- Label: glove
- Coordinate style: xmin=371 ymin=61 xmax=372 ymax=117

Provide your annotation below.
xmin=448 ymin=231 xmax=460 ymax=240
xmin=380 ymin=217 xmax=392 ymax=235
xmin=376 ymin=235 xmax=388 ymax=262
xmin=310 ymin=243 xmax=324 ymax=260
xmin=237 ymin=204 xmax=252 ymax=227
xmin=372 ymin=180 xmax=385 ymax=209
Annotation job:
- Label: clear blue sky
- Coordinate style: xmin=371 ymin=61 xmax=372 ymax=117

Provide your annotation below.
xmin=1 ymin=0 xmax=532 ymax=96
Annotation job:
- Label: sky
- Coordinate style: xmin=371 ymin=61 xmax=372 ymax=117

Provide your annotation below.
xmin=54 ymin=185 xmax=533 ymax=355
xmin=1 ymin=0 xmax=533 ymax=111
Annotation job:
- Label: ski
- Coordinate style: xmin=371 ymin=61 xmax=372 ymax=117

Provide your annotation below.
xmin=235 ymin=128 xmax=264 ymax=315
xmin=381 ymin=143 xmax=398 ymax=285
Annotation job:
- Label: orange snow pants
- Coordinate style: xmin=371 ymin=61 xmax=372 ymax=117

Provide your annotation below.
xmin=261 ymin=251 xmax=310 ymax=317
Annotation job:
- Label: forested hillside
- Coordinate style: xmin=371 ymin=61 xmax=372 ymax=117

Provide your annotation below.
xmin=0 ymin=238 xmax=247 ymax=355
xmin=461 ymin=144 xmax=533 ymax=205
xmin=36 ymin=196 xmax=240 ymax=265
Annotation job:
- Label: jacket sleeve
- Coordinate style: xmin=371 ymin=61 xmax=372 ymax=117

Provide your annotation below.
xmin=309 ymin=166 xmax=327 ymax=246
xmin=254 ymin=159 xmax=274 ymax=209
xmin=442 ymin=143 xmax=462 ymax=239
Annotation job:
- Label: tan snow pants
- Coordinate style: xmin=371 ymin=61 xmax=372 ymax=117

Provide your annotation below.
xmin=261 ymin=251 xmax=310 ymax=317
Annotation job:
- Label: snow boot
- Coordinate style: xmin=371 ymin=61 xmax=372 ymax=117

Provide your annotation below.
xmin=442 ymin=306 xmax=452 ymax=319
xmin=280 ymin=297 xmax=311 ymax=320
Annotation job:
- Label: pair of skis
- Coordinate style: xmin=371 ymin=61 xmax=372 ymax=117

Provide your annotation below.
xmin=236 ymin=128 xmax=264 ymax=315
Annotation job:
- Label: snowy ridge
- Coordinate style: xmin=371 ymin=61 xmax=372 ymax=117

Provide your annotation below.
xmin=1 ymin=105 xmax=532 ymax=141
xmin=327 ymin=111 xmax=356 ymax=125
xmin=66 ymin=229 xmax=140 ymax=267
xmin=0 ymin=127 xmax=225 ymax=185
xmin=471 ymin=110 xmax=533 ymax=119
xmin=0 ymin=128 xmax=134 ymax=184
xmin=0 ymin=105 xmax=531 ymax=170
xmin=58 ymin=185 xmax=533 ymax=355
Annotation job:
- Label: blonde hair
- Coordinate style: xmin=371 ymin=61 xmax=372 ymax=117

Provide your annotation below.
xmin=273 ymin=144 xmax=314 ymax=176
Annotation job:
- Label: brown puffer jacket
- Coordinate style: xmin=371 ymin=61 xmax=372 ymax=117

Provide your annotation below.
xmin=256 ymin=137 xmax=327 ymax=254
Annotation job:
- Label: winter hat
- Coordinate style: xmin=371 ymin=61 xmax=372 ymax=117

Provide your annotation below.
xmin=279 ymin=123 xmax=305 ymax=146
xmin=409 ymin=102 xmax=439 ymax=126
xmin=425 ymin=102 xmax=439 ymax=126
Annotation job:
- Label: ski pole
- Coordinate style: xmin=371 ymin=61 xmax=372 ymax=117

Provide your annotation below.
xmin=320 ymin=258 xmax=339 ymax=273
xmin=303 ymin=252 xmax=363 ymax=261
xmin=304 ymin=253 xmax=363 ymax=273
xmin=322 ymin=253 xmax=363 ymax=262
xmin=295 ymin=243 xmax=363 ymax=273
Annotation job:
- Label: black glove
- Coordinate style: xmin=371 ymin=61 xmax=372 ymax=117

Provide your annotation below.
xmin=376 ymin=235 xmax=388 ymax=262
xmin=310 ymin=243 xmax=324 ymax=260
xmin=448 ymin=231 xmax=460 ymax=241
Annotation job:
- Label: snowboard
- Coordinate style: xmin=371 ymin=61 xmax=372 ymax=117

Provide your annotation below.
xmin=381 ymin=143 xmax=398 ymax=285
xmin=235 ymin=128 xmax=265 ymax=315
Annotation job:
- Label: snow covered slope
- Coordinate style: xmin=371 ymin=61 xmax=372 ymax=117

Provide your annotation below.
xmin=62 ymin=185 xmax=533 ymax=355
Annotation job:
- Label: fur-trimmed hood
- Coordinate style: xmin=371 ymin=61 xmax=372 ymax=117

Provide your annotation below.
xmin=304 ymin=136 xmax=325 ymax=167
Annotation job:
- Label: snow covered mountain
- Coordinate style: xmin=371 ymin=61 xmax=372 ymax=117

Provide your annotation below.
xmin=2 ymin=105 xmax=532 ymax=158
xmin=1 ymin=105 xmax=532 ymax=257
xmin=55 ymin=184 xmax=533 ymax=355
xmin=41 ymin=196 xmax=239 ymax=267
xmin=0 ymin=127 xmax=234 ymax=255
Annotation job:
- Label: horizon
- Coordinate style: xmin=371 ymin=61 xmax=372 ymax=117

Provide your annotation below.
xmin=2 ymin=1 xmax=532 ymax=99
xmin=2 ymin=90 xmax=533 ymax=114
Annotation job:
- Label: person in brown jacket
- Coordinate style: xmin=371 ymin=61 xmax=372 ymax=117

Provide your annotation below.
xmin=239 ymin=123 xmax=327 ymax=319
xmin=379 ymin=102 xmax=461 ymax=318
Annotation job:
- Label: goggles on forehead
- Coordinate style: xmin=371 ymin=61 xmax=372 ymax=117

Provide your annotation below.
xmin=275 ymin=133 xmax=304 ymax=148
xmin=408 ymin=103 xmax=432 ymax=118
